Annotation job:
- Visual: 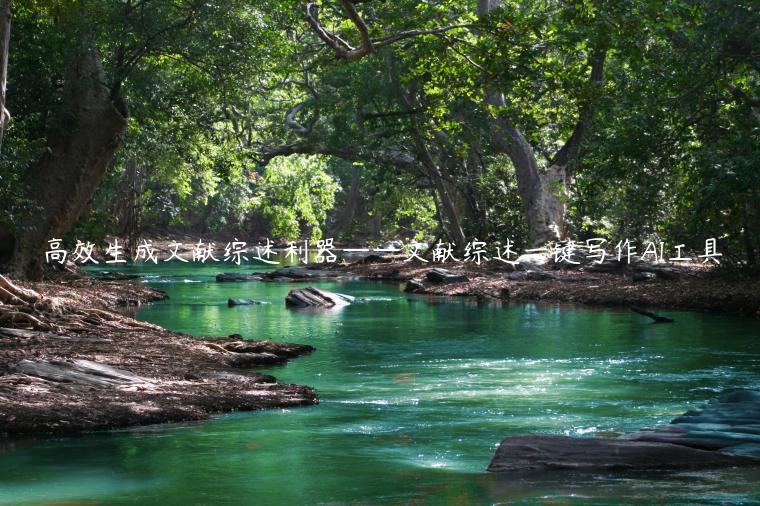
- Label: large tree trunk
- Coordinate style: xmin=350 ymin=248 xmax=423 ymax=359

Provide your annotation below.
xmin=489 ymin=109 xmax=567 ymax=246
xmin=8 ymin=47 xmax=128 ymax=280
xmin=478 ymin=0 xmax=566 ymax=247
xmin=0 ymin=0 xmax=11 ymax=151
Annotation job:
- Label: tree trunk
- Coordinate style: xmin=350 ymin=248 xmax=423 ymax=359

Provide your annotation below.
xmin=478 ymin=0 xmax=566 ymax=247
xmin=8 ymin=47 xmax=128 ymax=280
xmin=489 ymin=110 xmax=567 ymax=246
xmin=0 ymin=0 xmax=11 ymax=151
xmin=331 ymin=165 xmax=362 ymax=236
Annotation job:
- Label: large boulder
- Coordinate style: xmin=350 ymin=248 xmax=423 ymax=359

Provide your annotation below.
xmin=488 ymin=390 xmax=760 ymax=473
xmin=425 ymin=268 xmax=469 ymax=284
xmin=628 ymin=390 xmax=760 ymax=455
xmin=487 ymin=435 xmax=758 ymax=472
xmin=285 ymin=286 xmax=355 ymax=308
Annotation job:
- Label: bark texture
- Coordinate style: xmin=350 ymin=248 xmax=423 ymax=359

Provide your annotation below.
xmin=0 ymin=0 xmax=10 ymax=150
xmin=9 ymin=47 xmax=128 ymax=280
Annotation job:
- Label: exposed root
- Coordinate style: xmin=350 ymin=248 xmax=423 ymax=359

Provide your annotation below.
xmin=0 ymin=274 xmax=40 ymax=304
xmin=0 ymin=275 xmax=157 ymax=333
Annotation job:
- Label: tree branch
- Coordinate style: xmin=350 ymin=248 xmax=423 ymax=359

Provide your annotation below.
xmin=305 ymin=1 xmax=469 ymax=61
xmin=550 ymin=46 xmax=607 ymax=171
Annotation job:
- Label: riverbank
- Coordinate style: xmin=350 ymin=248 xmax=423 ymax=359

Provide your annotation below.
xmin=339 ymin=257 xmax=760 ymax=318
xmin=0 ymin=275 xmax=317 ymax=436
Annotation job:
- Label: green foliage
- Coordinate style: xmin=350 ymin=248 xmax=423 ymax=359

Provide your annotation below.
xmin=1 ymin=0 xmax=757 ymax=266
xmin=254 ymin=156 xmax=339 ymax=241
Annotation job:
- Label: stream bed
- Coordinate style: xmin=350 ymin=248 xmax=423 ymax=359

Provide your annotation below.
xmin=1 ymin=262 xmax=759 ymax=504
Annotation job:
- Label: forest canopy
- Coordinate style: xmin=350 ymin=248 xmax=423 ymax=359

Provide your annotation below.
xmin=0 ymin=0 xmax=757 ymax=279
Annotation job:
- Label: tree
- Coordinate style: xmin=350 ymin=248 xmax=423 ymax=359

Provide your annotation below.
xmin=299 ymin=0 xmax=609 ymax=246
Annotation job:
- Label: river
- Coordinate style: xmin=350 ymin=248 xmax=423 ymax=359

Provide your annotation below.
xmin=1 ymin=262 xmax=759 ymax=504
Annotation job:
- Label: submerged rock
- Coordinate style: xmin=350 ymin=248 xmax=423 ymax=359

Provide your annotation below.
xmin=425 ymin=268 xmax=469 ymax=284
xmin=216 ymin=273 xmax=262 ymax=282
xmin=227 ymin=298 xmax=270 ymax=307
xmin=285 ymin=286 xmax=355 ymax=308
xmin=262 ymin=267 xmax=342 ymax=281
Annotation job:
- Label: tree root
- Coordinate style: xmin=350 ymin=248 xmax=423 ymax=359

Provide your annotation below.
xmin=0 ymin=309 xmax=52 ymax=331
xmin=0 ymin=275 xmax=158 ymax=333
xmin=0 ymin=275 xmax=40 ymax=304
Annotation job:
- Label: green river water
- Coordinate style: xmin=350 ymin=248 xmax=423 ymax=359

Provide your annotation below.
xmin=1 ymin=262 xmax=759 ymax=505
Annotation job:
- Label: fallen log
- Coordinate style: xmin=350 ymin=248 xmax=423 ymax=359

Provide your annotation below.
xmin=12 ymin=358 xmax=152 ymax=386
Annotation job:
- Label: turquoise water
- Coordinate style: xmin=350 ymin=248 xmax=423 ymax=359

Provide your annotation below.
xmin=1 ymin=262 xmax=759 ymax=505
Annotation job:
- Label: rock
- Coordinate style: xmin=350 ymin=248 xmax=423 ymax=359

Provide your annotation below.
xmin=489 ymin=390 xmax=760 ymax=473
xmin=368 ymin=269 xmax=402 ymax=281
xmin=225 ymin=352 xmax=288 ymax=368
xmin=630 ymin=271 xmax=657 ymax=282
xmin=216 ymin=273 xmax=262 ymax=282
xmin=404 ymin=279 xmax=425 ymax=293
xmin=583 ymin=261 xmax=626 ymax=273
xmin=355 ymin=254 xmax=392 ymax=265
xmin=378 ymin=240 xmax=403 ymax=251
xmin=425 ymin=268 xmax=469 ymax=284
xmin=526 ymin=270 xmax=558 ymax=281
xmin=516 ymin=253 xmax=551 ymax=270
xmin=285 ymin=286 xmax=355 ymax=308
xmin=262 ymin=267 xmax=341 ymax=281
xmin=487 ymin=435 xmax=758 ymax=472
xmin=637 ymin=265 xmax=681 ymax=280
xmin=227 ymin=298 xmax=270 ymax=307
xmin=503 ymin=272 xmax=527 ymax=281
xmin=221 ymin=340 xmax=315 ymax=358
xmin=628 ymin=389 xmax=760 ymax=457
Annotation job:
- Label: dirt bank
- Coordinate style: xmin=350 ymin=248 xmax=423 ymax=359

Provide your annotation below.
xmin=342 ymin=258 xmax=760 ymax=318
xmin=0 ymin=275 xmax=317 ymax=437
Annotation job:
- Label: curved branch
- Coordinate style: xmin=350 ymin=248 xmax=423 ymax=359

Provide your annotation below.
xmin=305 ymin=1 xmax=469 ymax=61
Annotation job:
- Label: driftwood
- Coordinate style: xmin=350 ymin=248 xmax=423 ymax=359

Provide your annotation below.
xmin=13 ymin=358 xmax=152 ymax=387
xmin=631 ymin=307 xmax=675 ymax=323
xmin=285 ymin=286 xmax=354 ymax=308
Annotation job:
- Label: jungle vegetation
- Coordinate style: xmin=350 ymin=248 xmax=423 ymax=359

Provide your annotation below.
xmin=0 ymin=0 xmax=757 ymax=278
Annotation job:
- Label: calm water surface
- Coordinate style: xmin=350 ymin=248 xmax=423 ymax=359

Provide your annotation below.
xmin=1 ymin=262 xmax=759 ymax=505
